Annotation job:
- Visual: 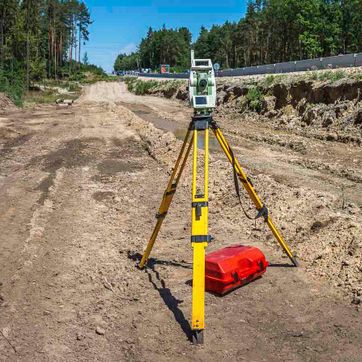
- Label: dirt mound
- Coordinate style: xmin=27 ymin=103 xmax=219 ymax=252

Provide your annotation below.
xmin=218 ymin=78 xmax=362 ymax=108
xmin=0 ymin=92 xmax=16 ymax=111
xmin=77 ymin=81 xmax=123 ymax=103
xmin=216 ymin=78 xmax=362 ymax=145
xmin=129 ymin=76 xmax=362 ymax=144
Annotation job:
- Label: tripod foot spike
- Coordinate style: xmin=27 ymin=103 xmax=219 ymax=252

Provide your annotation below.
xmin=136 ymin=263 xmax=145 ymax=270
xmin=192 ymin=330 xmax=204 ymax=345
xmin=291 ymin=256 xmax=299 ymax=267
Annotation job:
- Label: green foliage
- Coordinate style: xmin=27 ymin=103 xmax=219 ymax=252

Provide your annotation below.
xmin=115 ymin=1 xmax=362 ymax=72
xmin=114 ymin=53 xmax=139 ymax=72
xmin=354 ymin=72 xmax=362 ymax=81
xmin=0 ymin=0 xmax=95 ymax=105
xmin=246 ymin=87 xmax=263 ymax=112
xmin=264 ymin=75 xmax=275 ymax=87
xmin=124 ymin=77 xmax=159 ymax=95
xmin=140 ymin=26 xmax=191 ymax=70
xmin=308 ymin=70 xmax=347 ymax=82
xmin=319 ymin=70 xmax=347 ymax=82
xmin=69 ymin=72 xmax=86 ymax=82
xmin=123 ymin=78 xmax=184 ymax=97
xmin=83 ymin=52 xmax=89 ymax=65
xmin=170 ymin=65 xmax=187 ymax=73
xmin=161 ymin=80 xmax=183 ymax=92
xmin=68 ymin=82 xmax=81 ymax=92
xmin=114 ymin=26 xmax=191 ymax=72
xmin=308 ymin=71 xmax=319 ymax=81
xmin=194 ymin=22 xmax=235 ymax=68
xmin=44 ymin=79 xmax=81 ymax=92
xmin=0 ymin=68 xmax=25 ymax=106
xmin=24 ymin=89 xmax=59 ymax=104
xmin=24 ymin=89 xmax=79 ymax=105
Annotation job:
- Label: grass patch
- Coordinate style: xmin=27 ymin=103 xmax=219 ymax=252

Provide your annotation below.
xmin=23 ymin=85 xmax=81 ymax=106
xmin=123 ymin=77 xmax=184 ymax=97
xmin=41 ymin=79 xmax=82 ymax=92
xmin=124 ymin=77 xmax=159 ymax=95
xmin=24 ymin=89 xmax=59 ymax=105
xmin=158 ymin=80 xmax=184 ymax=97
xmin=81 ymin=73 xmax=118 ymax=84
xmin=354 ymin=72 xmax=362 ymax=81
xmin=24 ymin=89 xmax=60 ymax=105
xmin=308 ymin=70 xmax=347 ymax=83
xmin=23 ymin=78 xmax=82 ymax=106
xmin=264 ymin=75 xmax=275 ymax=87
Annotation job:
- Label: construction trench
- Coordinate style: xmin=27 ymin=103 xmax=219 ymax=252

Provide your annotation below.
xmin=0 ymin=81 xmax=361 ymax=360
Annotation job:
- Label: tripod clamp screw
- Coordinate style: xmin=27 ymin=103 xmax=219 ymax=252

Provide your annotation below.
xmin=256 ymin=205 xmax=269 ymax=222
xmin=156 ymin=212 xmax=167 ymax=219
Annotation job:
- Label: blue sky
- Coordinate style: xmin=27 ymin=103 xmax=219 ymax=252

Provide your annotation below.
xmin=83 ymin=0 xmax=247 ymax=72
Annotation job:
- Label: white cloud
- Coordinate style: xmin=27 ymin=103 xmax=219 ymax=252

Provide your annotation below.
xmin=119 ymin=43 xmax=137 ymax=55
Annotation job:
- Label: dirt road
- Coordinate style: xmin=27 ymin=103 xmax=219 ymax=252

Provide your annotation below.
xmin=0 ymin=82 xmax=361 ymax=361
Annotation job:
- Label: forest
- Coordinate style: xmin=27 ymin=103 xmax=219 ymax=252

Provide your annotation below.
xmin=114 ymin=0 xmax=362 ymax=72
xmin=0 ymin=0 xmax=99 ymax=105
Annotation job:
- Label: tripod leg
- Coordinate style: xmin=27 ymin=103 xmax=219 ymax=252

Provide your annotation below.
xmin=212 ymin=125 xmax=299 ymax=267
xmin=139 ymin=129 xmax=193 ymax=269
xmin=191 ymin=128 xmax=209 ymax=344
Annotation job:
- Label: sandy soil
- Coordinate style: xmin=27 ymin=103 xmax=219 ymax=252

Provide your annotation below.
xmin=0 ymin=81 xmax=361 ymax=361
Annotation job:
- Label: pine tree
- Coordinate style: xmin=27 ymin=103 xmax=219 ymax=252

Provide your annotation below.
xmin=82 ymin=51 xmax=88 ymax=65
xmin=77 ymin=2 xmax=91 ymax=65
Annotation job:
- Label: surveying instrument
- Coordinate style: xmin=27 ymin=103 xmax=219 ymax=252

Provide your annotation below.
xmin=138 ymin=51 xmax=298 ymax=344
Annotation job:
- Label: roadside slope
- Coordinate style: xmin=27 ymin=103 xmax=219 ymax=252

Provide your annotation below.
xmin=120 ymin=78 xmax=362 ymax=304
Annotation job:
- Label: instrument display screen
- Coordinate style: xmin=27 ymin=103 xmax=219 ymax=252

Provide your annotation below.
xmin=195 ymin=96 xmax=207 ymax=105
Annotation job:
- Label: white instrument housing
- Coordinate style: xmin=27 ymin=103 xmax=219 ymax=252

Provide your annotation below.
xmin=189 ymin=58 xmax=216 ymax=114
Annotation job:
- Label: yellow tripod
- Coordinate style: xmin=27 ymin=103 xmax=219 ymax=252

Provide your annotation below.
xmin=138 ymin=115 xmax=298 ymax=344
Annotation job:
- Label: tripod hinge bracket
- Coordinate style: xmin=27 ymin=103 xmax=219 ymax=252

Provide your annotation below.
xmin=192 ymin=201 xmax=208 ymax=220
xmin=256 ymin=205 xmax=269 ymax=222
xmin=155 ymin=211 xmax=167 ymax=219
xmin=210 ymin=119 xmax=219 ymax=130
xmin=191 ymin=235 xmax=212 ymax=243
xmin=191 ymin=201 xmax=208 ymax=207
xmin=190 ymin=116 xmax=212 ymax=131
xmin=165 ymin=189 xmax=176 ymax=196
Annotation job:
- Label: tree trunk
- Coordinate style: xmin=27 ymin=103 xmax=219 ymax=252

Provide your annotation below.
xmin=26 ymin=32 xmax=30 ymax=89
xmin=69 ymin=19 xmax=73 ymax=75
xmin=74 ymin=26 xmax=77 ymax=70
xmin=48 ymin=29 xmax=51 ymax=77
xmin=54 ymin=31 xmax=57 ymax=79
xmin=0 ymin=15 xmax=4 ymax=67
xmin=69 ymin=39 xmax=72 ymax=74
xmin=78 ymin=23 xmax=81 ymax=66
xmin=59 ymin=34 xmax=63 ymax=68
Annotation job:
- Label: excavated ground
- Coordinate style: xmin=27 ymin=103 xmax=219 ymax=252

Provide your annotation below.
xmin=0 ymin=82 xmax=361 ymax=361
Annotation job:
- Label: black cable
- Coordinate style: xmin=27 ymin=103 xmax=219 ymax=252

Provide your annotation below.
xmin=229 ymin=144 xmax=268 ymax=222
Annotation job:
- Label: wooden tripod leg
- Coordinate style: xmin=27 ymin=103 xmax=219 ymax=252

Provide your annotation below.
xmin=138 ymin=129 xmax=193 ymax=269
xmin=212 ymin=126 xmax=299 ymax=267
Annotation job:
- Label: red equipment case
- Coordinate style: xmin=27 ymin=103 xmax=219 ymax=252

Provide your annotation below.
xmin=205 ymin=244 xmax=268 ymax=295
